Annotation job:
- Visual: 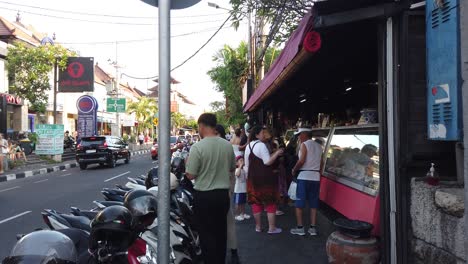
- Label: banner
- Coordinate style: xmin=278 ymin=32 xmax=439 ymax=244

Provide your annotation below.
xmin=77 ymin=95 xmax=98 ymax=140
xmin=35 ymin=124 xmax=64 ymax=155
xmin=59 ymin=57 xmax=94 ymax=92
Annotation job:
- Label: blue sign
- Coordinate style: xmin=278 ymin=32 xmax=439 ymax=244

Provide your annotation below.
xmin=77 ymin=95 xmax=98 ymax=140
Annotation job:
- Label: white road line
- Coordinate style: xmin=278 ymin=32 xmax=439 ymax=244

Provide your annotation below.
xmin=59 ymin=173 xmax=72 ymax=177
xmin=104 ymin=171 xmax=131 ymax=182
xmin=152 ymin=161 xmax=158 ymax=164
xmin=140 ymin=175 xmax=146 ymax=177
xmin=0 ymin=186 xmax=20 ymax=193
xmin=0 ymin=211 xmax=32 ymax=225
xmin=34 ymin=179 xmax=49 ymax=184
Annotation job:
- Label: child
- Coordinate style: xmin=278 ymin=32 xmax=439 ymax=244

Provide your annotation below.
xmin=234 ymin=156 xmax=250 ymax=221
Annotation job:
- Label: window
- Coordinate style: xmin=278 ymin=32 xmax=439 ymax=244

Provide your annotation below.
xmin=323 ymin=128 xmax=380 ymax=195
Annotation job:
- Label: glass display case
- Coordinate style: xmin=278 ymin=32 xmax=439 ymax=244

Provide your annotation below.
xmin=322 ymin=124 xmax=380 ymax=196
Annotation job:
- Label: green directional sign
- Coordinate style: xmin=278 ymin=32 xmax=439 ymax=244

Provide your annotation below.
xmin=107 ymin=98 xmax=126 ymax=113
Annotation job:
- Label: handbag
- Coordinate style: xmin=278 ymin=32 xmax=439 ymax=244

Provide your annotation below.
xmin=288 ymin=181 xmax=298 ymax=200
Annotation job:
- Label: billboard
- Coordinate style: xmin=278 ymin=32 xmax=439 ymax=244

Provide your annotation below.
xmin=59 ymin=57 xmax=94 ymax=92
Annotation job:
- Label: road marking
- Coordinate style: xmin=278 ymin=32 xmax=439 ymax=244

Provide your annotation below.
xmin=140 ymin=175 xmax=146 ymax=177
xmin=152 ymin=161 xmax=158 ymax=164
xmin=0 ymin=186 xmax=20 ymax=193
xmin=0 ymin=211 xmax=32 ymax=224
xmin=34 ymin=179 xmax=49 ymax=184
xmin=59 ymin=173 xmax=72 ymax=177
xmin=104 ymin=171 xmax=131 ymax=182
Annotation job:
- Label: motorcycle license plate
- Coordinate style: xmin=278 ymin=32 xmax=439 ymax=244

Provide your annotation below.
xmin=86 ymin=150 xmax=96 ymax=153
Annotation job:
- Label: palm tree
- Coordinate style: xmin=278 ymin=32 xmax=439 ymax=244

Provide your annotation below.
xmin=127 ymin=97 xmax=158 ymax=134
xmin=171 ymin=112 xmax=187 ymax=133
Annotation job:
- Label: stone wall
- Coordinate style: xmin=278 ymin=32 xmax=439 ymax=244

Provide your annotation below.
xmin=410 ymin=178 xmax=465 ymax=263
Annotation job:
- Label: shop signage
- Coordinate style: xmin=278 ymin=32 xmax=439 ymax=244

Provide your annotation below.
xmin=77 ymin=95 xmax=98 ymax=139
xmin=107 ymin=98 xmax=126 ymax=113
xmin=0 ymin=93 xmax=23 ymax=105
xmin=59 ymin=57 xmax=94 ymax=92
xmin=35 ymin=124 xmax=64 ymax=155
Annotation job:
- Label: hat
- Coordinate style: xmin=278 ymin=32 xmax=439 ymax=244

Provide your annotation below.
xmin=294 ymin=127 xmax=313 ymax=135
xmin=236 ymin=155 xmax=244 ymax=161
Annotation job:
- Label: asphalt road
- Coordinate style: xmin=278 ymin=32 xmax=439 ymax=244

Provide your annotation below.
xmin=0 ymin=153 xmax=158 ymax=259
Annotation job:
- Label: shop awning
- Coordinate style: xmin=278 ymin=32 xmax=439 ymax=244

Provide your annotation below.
xmin=244 ymin=9 xmax=319 ymax=112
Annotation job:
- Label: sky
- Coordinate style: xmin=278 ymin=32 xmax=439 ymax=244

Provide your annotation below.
xmin=0 ymin=0 xmax=248 ymax=111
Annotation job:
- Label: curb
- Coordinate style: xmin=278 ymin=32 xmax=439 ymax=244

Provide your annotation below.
xmin=0 ymin=149 xmax=151 ymax=183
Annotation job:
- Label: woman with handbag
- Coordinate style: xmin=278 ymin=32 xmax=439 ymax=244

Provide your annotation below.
xmin=244 ymin=126 xmax=284 ymax=234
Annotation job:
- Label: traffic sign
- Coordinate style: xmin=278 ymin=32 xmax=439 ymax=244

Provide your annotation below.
xmin=153 ymin=118 xmax=159 ymax=126
xmin=107 ymin=98 xmax=126 ymax=113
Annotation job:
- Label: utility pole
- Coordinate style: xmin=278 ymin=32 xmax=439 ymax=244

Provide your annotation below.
xmin=257 ymin=17 xmax=267 ymax=81
xmin=113 ymin=42 xmax=121 ymax=137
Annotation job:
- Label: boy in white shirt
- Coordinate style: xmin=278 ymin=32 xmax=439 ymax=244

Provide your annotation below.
xmin=234 ymin=156 xmax=250 ymax=221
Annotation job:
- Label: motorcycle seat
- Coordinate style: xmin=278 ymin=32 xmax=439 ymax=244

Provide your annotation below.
xmin=61 ymin=214 xmax=91 ymax=232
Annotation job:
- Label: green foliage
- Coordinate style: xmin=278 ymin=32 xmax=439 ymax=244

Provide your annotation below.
xmin=127 ymin=97 xmax=158 ymax=134
xmin=209 ymin=101 xmax=229 ymax=129
xmin=7 ymin=42 xmax=76 ymax=113
xmin=186 ymin=119 xmax=198 ymax=131
xmin=229 ymin=0 xmax=311 ymax=66
xmin=28 ymin=132 xmax=38 ymax=144
xmin=207 ymin=42 xmax=248 ymax=126
xmin=171 ymin=112 xmax=187 ymax=129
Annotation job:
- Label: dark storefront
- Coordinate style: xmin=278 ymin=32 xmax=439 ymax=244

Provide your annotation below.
xmin=0 ymin=93 xmax=25 ymax=138
xmin=244 ymin=1 xmax=458 ymax=263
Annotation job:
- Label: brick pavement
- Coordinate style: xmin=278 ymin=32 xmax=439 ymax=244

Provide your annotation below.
xmin=234 ymin=205 xmax=334 ymax=264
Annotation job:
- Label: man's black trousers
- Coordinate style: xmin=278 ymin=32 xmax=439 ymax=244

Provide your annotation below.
xmin=193 ymin=189 xmax=230 ymax=264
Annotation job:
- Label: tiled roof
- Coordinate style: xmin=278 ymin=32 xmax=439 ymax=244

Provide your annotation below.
xmin=153 ymin=76 xmax=180 ymax=84
xmin=94 ymin=63 xmax=113 ymax=86
xmin=0 ymin=16 xmax=41 ymax=46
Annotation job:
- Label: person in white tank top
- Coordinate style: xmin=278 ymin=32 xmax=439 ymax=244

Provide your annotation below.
xmin=290 ymin=128 xmax=323 ymax=237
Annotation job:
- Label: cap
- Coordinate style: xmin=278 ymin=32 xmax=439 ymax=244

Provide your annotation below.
xmin=294 ymin=128 xmax=313 ymax=135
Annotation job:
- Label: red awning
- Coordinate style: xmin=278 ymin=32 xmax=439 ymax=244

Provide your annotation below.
xmin=244 ymin=9 xmax=319 ymax=112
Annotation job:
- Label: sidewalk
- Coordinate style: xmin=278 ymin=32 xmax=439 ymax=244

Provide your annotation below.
xmin=236 ymin=205 xmax=334 ymax=264
xmin=0 ymin=149 xmax=151 ymax=183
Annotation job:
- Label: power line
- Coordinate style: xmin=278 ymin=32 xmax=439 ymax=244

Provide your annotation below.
xmin=0 ymin=6 xmax=227 ymax=26
xmin=122 ymin=15 xmax=233 ymax=80
xmin=171 ymin=14 xmax=232 ymax=71
xmin=0 ymin=0 xmax=228 ymax=19
xmin=60 ymin=25 xmax=234 ymax=45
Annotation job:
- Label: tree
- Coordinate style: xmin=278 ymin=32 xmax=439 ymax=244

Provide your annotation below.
xmin=171 ymin=112 xmax=187 ymax=131
xmin=209 ymin=101 xmax=228 ymax=129
xmin=208 ymin=42 xmax=248 ymax=126
xmin=207 ymin=42 xmax=281 ymax=126
xmin=7 ymin=42 xmax=76 ymax=113
xmin=229 ymin=0 xmax=311 ymax=69
xmin=127 ymin=97 xmax=158 ymax=134
xmin=186 ymin=119 xmax=198 ymax=131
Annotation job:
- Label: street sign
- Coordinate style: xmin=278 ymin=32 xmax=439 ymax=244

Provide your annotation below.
xmin=77 ymin=95 xmax=98 ymax=138
xmin=107 ymin=98 xmax=126 ymax=113
xmin=59 ymin=57 xmax=94 ymax=92
xmin=35 ymin=124 xmax=64 ymax=155
xmin=153 ymin=118 xmax=159 ymax=126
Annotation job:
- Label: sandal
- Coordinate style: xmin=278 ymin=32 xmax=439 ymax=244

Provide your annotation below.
xmin=255 ymin=227 xmax=262 ymax=233
xmin=268 ymin=227 xmax=282 ymax=234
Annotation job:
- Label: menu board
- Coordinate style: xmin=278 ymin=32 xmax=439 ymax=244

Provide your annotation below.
xmin=35 ymin=124 xmax=64 ymax=155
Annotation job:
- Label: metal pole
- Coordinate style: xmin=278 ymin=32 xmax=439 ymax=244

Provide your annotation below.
xmin=157 ymin=0 xmax=171 ymax=263
xmin=459 ymin=0 xmax=468 ymax=260
xmin=248 ymin=11 xmax=254 ymax=86
xmin=386 ymin=18 xmax=397 ymax=264
xmin=53 ymin=59 xmax=58 ymax=124
xmin=115 ymin=42 xmax=121 ymax=137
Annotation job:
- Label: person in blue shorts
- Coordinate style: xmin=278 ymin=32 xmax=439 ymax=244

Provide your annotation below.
xmin=290 ymin=128 xmax=323 ymax=236
xmin=234 ymin=156 xmax=250 ymax=221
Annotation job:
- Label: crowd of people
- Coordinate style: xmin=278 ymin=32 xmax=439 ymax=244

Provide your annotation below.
xmin=0 ymin=133 xmax=28 ymax=174
xmin=186 ymin=113 xmax=324 ymax=264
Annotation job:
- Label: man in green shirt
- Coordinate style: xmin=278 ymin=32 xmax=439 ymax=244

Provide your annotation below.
xmin=186 ymin=113 xmax=236 ymax=264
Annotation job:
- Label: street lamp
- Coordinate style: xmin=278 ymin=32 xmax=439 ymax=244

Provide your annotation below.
xmin=139 ymin=1 xmax=201 ymax=263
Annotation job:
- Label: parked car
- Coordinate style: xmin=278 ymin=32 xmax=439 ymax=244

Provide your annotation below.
xmin=150 ymin=136 xmax=178 ymax=160
xmin=76 ymin=136 xmax=130 ymax=170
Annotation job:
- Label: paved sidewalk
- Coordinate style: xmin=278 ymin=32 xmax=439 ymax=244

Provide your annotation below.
xmin=0 ymin=149 xmax=151 ymax=183
xmin=235 ymin=205 xmax=334 ymax=264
